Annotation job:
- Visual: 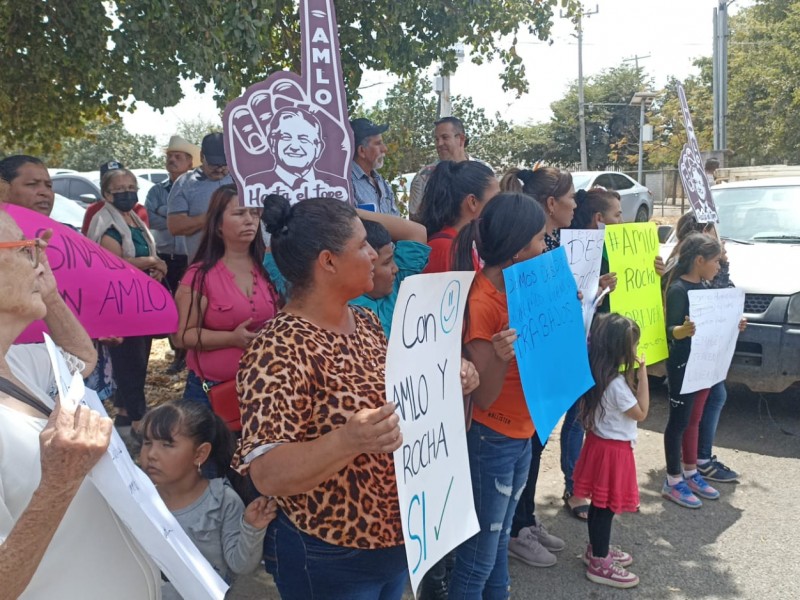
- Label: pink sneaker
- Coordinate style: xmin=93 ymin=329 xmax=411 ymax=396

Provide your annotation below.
xmin=582 ymin=543 xmax=633 ymax=567
xmin=586 ymin=553 xmax=639 ymax=588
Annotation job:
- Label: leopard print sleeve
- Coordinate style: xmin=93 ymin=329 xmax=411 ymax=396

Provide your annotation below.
xmin=235 ymin=314 xmax=314 ymax=467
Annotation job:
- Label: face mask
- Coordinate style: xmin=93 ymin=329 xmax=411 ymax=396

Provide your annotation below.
xmin=111 ymin=191 xmax=138 ymax=212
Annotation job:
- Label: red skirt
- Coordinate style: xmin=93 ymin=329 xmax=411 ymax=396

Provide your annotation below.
xmin=573 ymin=431 xmax=639 ymax=514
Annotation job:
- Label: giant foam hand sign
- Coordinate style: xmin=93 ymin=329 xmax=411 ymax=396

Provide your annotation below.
xmin=224 ymin=0 xmax=353 ymax=207
xmin=7 ymin=205 xmax=178 ymax=343
xmin=677 ymin=83 xmax=718 ymax=223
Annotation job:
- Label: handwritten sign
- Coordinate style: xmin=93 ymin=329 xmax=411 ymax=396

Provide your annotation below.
xmin=44 ymin=335 xmax=228 ymax=600
xmin=8 ymin=205 xmax=178 ymax=343
xmin=681 ymin=288 xmax=744 ymax=394
xmin=388 ymin=272 xmax=478 ymax=596
xmin=605 ymin=223 xmax=669 ymax=365
xmin=503 ymin=247 xmax=594 ymax=441
xmin=560 ymin=229 xmax=606 ymax=334
xmin=678 ymin=83 xmax=718 ymax=223
xmin=224 ymin=0 xmax=352 ymax=206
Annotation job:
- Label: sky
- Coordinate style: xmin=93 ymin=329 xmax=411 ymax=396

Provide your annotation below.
xmin=123 ymin=0 xmax=753 ymax=144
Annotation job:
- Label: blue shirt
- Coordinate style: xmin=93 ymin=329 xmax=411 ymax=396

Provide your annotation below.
xmin=350 ymin=162 xmax=399 ymax=216
xmin=167 ymin=167 xmax=233 ymax=261
xmin=145 ymin=178 xmax=186 ymax=255
xmin=263 ymin=240 xmax=430 ymax=338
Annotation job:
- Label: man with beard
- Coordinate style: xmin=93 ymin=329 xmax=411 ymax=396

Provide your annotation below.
xmin=349 ymin=118 xmax=399 ymax=216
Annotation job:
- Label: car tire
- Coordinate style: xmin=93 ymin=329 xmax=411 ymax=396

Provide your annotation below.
xmin=635 ymin=205 xmax=649 ymax=222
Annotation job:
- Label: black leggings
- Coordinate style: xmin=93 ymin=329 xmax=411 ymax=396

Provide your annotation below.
xmin=109 ymin=335 xmax=152 ymax=421
xmin=587 ymin=504 xmax=615 ymax=558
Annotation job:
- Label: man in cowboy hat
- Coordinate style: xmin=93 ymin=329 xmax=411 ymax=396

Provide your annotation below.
xmin=146 ymin=134 xmax=200 ymax=373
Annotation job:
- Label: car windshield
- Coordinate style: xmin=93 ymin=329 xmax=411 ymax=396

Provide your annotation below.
xmin=715 ymin=185 xmax=800 ymax=243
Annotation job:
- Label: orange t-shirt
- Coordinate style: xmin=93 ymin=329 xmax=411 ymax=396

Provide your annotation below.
xmin=464 ymin=272 xmax=535 ymax=439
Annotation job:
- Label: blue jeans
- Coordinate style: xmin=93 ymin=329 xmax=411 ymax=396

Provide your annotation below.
xmin=449 ymin=422 xmax=532 ymax=600
xmin=182 ymin=370 xmax=213 ymax=408
xmin=264 ymin=511 xmax=408 ymax=600
xmin=559 ymin=400 xmax=585 ymax=494
xmin=698 ymin=381 xmax=727 ymax=461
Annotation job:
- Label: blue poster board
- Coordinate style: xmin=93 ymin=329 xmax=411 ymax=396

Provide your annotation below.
xmin=503 ymin=247 xmax=595 ymax=441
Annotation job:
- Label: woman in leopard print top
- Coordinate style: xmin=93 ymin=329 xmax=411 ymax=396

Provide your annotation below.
xmin=234 ymin=194 xmax=408 ymax=599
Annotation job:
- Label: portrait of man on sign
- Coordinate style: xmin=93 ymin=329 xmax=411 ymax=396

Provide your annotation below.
xmin=223 ymin=0 xmax=354 ymax=208
xmin=241 ymin=106 xmax=349 ymax=204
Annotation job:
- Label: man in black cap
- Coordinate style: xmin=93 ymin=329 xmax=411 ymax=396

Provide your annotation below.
xmin=167 ymin=132 xmax=232 ymax=262
xmin=349 ymin=118 xmax=398 ymax=216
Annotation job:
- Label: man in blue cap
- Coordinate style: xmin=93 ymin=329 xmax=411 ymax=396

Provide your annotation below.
xmin=349 ymin=118 xmax=399 ymax=216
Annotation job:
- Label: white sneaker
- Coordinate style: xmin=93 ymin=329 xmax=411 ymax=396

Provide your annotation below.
xmin=508 ymin=527 xmax=557 ymax=567
xmin=529 ymin=521 xmax=565 ymax=552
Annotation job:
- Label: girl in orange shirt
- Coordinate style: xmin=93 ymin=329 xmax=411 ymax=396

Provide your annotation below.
xmin=447 ymin=192 xmax=546 ymax=599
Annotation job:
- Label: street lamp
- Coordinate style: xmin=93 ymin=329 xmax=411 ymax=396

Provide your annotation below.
xmin=630 ymin=91 xmax=658 ymax=184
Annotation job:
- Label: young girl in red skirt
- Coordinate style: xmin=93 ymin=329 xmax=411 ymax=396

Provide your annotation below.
xmin=572 ymin=313 xmax=650 ymax=589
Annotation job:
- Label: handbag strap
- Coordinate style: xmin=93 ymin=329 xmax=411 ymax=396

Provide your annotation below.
xmin=0 ymin=376 xmax=52 ymax=416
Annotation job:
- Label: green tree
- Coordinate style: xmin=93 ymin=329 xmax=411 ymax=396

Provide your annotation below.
xmin=545 ymin=65 xmax=650 ymax=169
xmin=645 ymin=57 xmax=713 ymax=168
xmin=176 ymin=117 xmax=223 ymax=146
xmin=0 ymin=0 xmax=580 ymax=152
xmin=47 ymin=121 xmax=163 ymax=171
xmin=726 ymin=0 xmax=800 ymax=165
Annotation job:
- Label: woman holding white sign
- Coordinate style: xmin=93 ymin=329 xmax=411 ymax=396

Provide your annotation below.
xmin=0 ymin=209 xmax=161 ymax=599
xmin=447 ymin=192 xmax=548 ymax=599
xmin=234 ymin=195 xmax=408 ymax=599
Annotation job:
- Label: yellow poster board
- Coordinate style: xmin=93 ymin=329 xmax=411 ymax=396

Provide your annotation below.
xmin=605 ymin=222 xmax=669 ymax=365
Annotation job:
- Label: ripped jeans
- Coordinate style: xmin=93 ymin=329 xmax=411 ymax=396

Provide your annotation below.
xmin=448 ymin=422 xmax=531 ymax=600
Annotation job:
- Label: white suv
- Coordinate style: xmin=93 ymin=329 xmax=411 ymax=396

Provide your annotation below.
xmin=661 ymin=177 xmax=800 ymax=394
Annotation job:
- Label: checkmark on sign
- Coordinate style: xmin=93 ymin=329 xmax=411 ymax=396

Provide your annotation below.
xmin=434 ymin=476 xmax=455 ymax=540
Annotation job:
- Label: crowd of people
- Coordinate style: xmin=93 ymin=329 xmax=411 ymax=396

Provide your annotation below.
xmin=0 ymin=114 xmax=745 ymax=599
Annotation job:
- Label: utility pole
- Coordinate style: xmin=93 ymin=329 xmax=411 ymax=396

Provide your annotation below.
xmin=574 ymin=4 xmax=599 ymax=170
xmin=436 ymin=44 xmax=465 ymax=118
xmin=713 ymin=1 xmax=733 ymax=152
xmin=623 ymin=54 xmax=651 ymax=75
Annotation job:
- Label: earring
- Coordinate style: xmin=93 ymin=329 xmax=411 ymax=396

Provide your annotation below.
xmin=196 ymin=463 xmax=202 ymax=475
xmin=513 ymin=254 xmax=519 ymax=260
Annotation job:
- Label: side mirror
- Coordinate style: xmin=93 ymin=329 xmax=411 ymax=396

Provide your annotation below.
xmin=79 ymin=193 xmax=100 ymax=203
xmin=658 ymin=225 xmax=674 ymax=244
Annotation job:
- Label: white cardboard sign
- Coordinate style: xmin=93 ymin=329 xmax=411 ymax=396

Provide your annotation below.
xmin=560 ymin=229 xmax=606 ymax=334
xmin=44 ymin=335 xmax=228 ymax=600
xmin=387 ymin=272 xmax=478 ymax=596
xmin=681 ymin=288 xmax=745 ymax=394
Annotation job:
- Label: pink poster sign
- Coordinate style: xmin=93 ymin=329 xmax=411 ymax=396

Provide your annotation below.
xmin=7 ymin=205 xmax=178 ymax=343
xmin=223 ymin=0 xmax=354 ymax=207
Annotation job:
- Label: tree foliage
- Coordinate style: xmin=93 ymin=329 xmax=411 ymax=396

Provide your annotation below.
xmin=46 ymin=121 xmax=163 ymax=171
xmin=357 ymin=74 xmax=531 ymax=179
xmin=726 ymin=0 xmax=800 ymax=165
xmin=0 ymin=0 xmax=580 ymax=152
xmin=544 ymin=65 xmax=650 ymax=169
xmin=645 ymin=57 xmax=713 ymax=169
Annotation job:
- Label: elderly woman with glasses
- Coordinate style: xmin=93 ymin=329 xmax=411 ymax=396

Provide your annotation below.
xmin=87 ymin=168 xmax=167 ymax=437
xmin=0 ymin=208 xmax=161 ymax=598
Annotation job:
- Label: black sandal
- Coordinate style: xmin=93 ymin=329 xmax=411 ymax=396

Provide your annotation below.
xmin=563 ymin=490 xmax=589 ymax=521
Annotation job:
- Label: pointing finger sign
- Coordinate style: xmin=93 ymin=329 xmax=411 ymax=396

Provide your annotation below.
xmin=223 ymin=0 xmax=354 ymax=208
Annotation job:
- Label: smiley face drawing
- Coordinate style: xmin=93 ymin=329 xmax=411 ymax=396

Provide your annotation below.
xmin=440 ymin=280 xmax=461 ymax=335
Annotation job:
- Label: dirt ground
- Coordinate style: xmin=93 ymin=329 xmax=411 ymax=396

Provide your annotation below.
xmin=144 ymin=339 xmax=187 ymax=407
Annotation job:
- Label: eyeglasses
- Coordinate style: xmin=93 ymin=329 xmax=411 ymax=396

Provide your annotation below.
xmin=0 ymin=238 xmax=43 ymax=268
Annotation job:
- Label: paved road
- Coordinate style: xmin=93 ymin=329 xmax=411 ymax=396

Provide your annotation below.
xmin=230 ymin=383 xmax=800 ymax=599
